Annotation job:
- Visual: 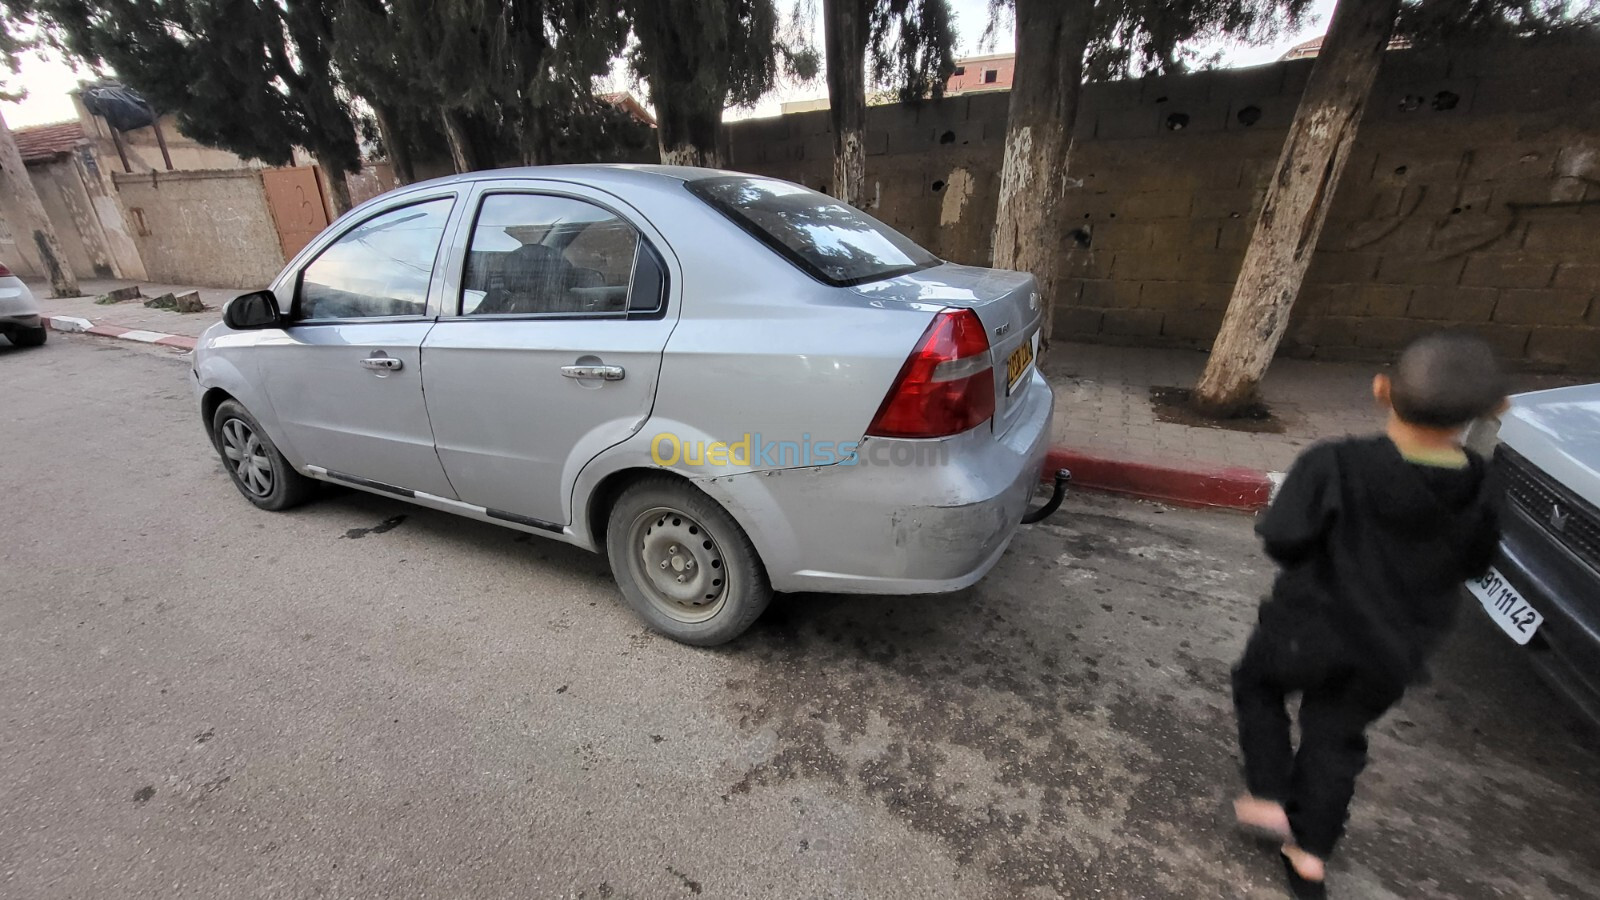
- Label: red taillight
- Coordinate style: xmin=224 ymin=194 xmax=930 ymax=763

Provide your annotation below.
xmin=0 ymin=262 xmax=10 ymax=277
xmin=867 ymin=308 xmax=995 ymax=438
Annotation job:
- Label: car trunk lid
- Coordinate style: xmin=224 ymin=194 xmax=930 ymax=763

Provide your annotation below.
xmin=851 ymin=262 xmax=1042 ymax=435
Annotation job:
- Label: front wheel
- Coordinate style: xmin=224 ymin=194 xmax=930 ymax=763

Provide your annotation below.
xmin=605 ymin=476 xmax=772 ymax=646
xmin=211 ymin=399 xmax=316 ymax=511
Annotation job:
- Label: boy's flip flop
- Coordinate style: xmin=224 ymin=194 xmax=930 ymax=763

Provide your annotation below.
xmin=1281 ymin=853 xmax=1329 ymax=899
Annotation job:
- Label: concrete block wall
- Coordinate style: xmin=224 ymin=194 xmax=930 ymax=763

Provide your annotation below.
xmin=726 ymin=40 xmax=1600 ymax=373
xmin=112 ymin=169 xmax=287 ymax=290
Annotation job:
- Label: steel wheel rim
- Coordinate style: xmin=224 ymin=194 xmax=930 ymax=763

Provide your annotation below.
xmin=220 ymin=417 xmax=273 ymax=497
xmin=627 ymin=506 xmax=729 ymax=624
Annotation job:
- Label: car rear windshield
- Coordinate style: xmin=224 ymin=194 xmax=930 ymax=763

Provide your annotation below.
xmin=688 ymin=176 xmax=939 ymax=287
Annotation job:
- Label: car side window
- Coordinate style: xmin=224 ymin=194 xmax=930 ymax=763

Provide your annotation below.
xmin=461 ymin=193 xmax=645 ymax=316
xmin=297 ymin=198 xmax=454 ymax=321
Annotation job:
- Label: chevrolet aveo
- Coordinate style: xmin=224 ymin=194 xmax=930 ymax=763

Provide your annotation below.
xmin=194 ymin=165 xmax=1059 ymax=644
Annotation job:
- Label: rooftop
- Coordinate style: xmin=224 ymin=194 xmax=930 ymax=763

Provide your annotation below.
xmin=14 ymin=121 xmax=86 ymax=165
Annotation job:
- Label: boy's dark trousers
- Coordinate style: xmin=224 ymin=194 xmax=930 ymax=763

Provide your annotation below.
xmin=1231 ymin=620 xmax=1407 ymax=858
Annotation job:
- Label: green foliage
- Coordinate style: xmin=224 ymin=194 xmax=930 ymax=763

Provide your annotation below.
xmin=1081 ymin=0 xmax=1316 ymax=79
xmin=1395 ymin=0 xmax=1600 ymax=42
xmin=0 ymin=1 xmax=42 ymax=101
xmin=987 ymin=0 xmax=1597 ymax=82
xmin=866 ymin=0 xmax=957 ymax=101
xmin=627 ymin=0 xmax=817 ymax=136
xmin=333 ymin=0 xmax=634 ymax=166
xmin=32 ymin=0 xmax=361 ymax=174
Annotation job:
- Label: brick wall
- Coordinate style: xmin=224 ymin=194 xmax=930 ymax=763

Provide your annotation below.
xmin=726 ymin=39 xmax=1600 ymax=373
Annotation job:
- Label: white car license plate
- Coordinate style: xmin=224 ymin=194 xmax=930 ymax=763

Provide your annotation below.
xmin=1467 ymin=566 xmax=1543 ymax=645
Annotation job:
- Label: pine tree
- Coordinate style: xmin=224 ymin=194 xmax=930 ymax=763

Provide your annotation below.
xmin=823 ymin=0 xmax=955 ymax=207
xmin=626 ymin=0 xmax=817 ymax=166
xmin=333 ymin=0 xmax=634 ymax=174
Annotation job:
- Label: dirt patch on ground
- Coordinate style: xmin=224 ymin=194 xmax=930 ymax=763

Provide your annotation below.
xmin=1150 ymin=386 xmax=1287 ymax=434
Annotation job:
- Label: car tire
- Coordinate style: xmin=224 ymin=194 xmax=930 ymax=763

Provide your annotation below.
xmin=211 ymin=399 xmax=316 ymax=511
xmin=12 ymin=325 xmax=47 ymax=347
xmin=605 ymin=475 xmax=772 ymax=646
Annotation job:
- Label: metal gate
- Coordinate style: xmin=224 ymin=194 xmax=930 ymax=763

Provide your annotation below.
xmin=262 ymin=166 xmax=330 ymax=260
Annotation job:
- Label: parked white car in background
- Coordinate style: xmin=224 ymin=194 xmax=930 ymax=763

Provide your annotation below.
xmin=0 ymin=262 xmax=47 ymax=348
xmin=194 ymin=165 xmax=1064 ymax=646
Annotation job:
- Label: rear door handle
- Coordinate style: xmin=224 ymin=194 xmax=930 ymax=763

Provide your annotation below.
xmin=361 ymin=356 xmax=403 ymax=371
xmin=561 ymin=364 xmax=625 ymax=381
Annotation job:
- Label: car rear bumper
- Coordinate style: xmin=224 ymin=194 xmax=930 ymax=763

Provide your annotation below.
xmin=697 ymin=370 xmax=1054 ymax=594
xmin=0 ymin=279 xmax=40 ymax=318
xmin=1485 ymin=503 xmax=1600 ymax=724
xmin=0 ymin=313 xmax=43 ymax=331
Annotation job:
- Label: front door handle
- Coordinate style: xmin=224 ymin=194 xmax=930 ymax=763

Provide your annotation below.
xmin=561 ymin=364 xmax=625 ymax=381
xmin=361 ymin=355 xmax=403 ymax=371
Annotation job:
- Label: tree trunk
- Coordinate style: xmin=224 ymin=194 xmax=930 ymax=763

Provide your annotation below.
xmin=1192 ymin=0 xmax=1400 ymax=418
xmin=441 ymin=107 xmax=477 ymax=173
xmin=518 ymin=104 xmax=550 ymax=167
xmin=824 ymin=0 xmax=869 ymax=206
xmin=990 ymin=0 xmax=1093 ymax=350
xmin=655 ymin=100 xmax=724 ymax=167
xmin=0 ymin=110 xmax=79 ymax=298
xmin=371 ymin=101 xmax=415 ymax=185
xmin=314 ymin=154 xmax=354 ymax=216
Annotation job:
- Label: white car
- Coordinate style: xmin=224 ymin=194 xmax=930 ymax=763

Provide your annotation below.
xmin=1468 ymin=383 xmax=1600 ymax=722
xmin=0 ymin=262 xmax=47 ymax=348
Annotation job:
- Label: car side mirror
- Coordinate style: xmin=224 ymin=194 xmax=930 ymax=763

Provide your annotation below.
xmin=223 ymin=290 xmax=283 ymax=330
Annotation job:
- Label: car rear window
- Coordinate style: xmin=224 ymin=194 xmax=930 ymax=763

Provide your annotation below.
xmin=687 ymin=176 xmax=939 ymax=287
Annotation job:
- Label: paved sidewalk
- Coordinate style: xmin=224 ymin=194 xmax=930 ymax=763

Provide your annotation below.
xmin=1044 ymin=342 xmax=1580 ymax=476
xmin=25 ymin=278 xmax=227 ymax=339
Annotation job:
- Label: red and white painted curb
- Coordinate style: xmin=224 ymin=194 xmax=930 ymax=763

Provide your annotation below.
xmin=45 ymin=316 xmax=197 ymax=351
xmin=1044 ymin=447 xmax=1284 ymax=512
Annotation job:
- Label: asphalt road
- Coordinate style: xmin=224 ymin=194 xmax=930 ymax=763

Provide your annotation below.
xmin=3 ymin=334 xmax=1598 ymax=900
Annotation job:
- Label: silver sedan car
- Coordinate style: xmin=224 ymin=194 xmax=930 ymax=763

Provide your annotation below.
xmin=194 ymin=165 xmax=1056 ymax=644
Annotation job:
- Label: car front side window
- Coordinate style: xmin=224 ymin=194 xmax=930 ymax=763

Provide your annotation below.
xmin=460 ymin=193 xmax=644 ymax=317
xmin=297 ymin=197 xmax=454 ymax=321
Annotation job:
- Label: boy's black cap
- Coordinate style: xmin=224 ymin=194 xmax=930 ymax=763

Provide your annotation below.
xmin=1389 ymin=331 xmax=1508 ymax=429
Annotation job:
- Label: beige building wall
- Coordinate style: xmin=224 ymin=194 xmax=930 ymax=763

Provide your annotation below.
xmin=113 ymin=169 xmax=286 ymax=289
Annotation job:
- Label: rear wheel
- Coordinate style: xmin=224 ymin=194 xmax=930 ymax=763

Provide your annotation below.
xmin=11 ymin=325 xmax=46 ymax=347
xmin=211 ymin=399 xmax=315 ymax=511
xmin=605 ymin=475 xmax=772 ymax=646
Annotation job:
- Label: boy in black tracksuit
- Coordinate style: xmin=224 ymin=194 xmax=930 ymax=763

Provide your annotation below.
xmin=1230 ymin=333 xmax=1507 ymax=897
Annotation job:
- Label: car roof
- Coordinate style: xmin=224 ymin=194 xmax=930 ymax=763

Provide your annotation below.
xmin=392 ymin=163 xmax=753 ymax=195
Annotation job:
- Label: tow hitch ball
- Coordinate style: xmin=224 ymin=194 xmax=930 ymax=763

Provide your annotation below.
xmin=1022 ymin=468 xmax=1071 ymax=525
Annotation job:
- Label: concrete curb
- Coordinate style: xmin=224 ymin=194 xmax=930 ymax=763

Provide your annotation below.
xmin=45 ymin=316 xmax=196 ymax=351
xmin=1045 ymin=447 xmax=1280 ymax=512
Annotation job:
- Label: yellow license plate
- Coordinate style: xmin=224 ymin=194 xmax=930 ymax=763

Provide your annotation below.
xmin=1005 ymin=337 xmax=1034 ymax=395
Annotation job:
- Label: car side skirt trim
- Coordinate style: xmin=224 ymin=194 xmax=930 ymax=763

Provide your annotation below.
xmin=304 ymin=465 xmax=591 ymax=549
xmin=322 ymin=469 xmax=416 ymax=498
xmin=485 ymin=507 xmax=562 ymax=533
